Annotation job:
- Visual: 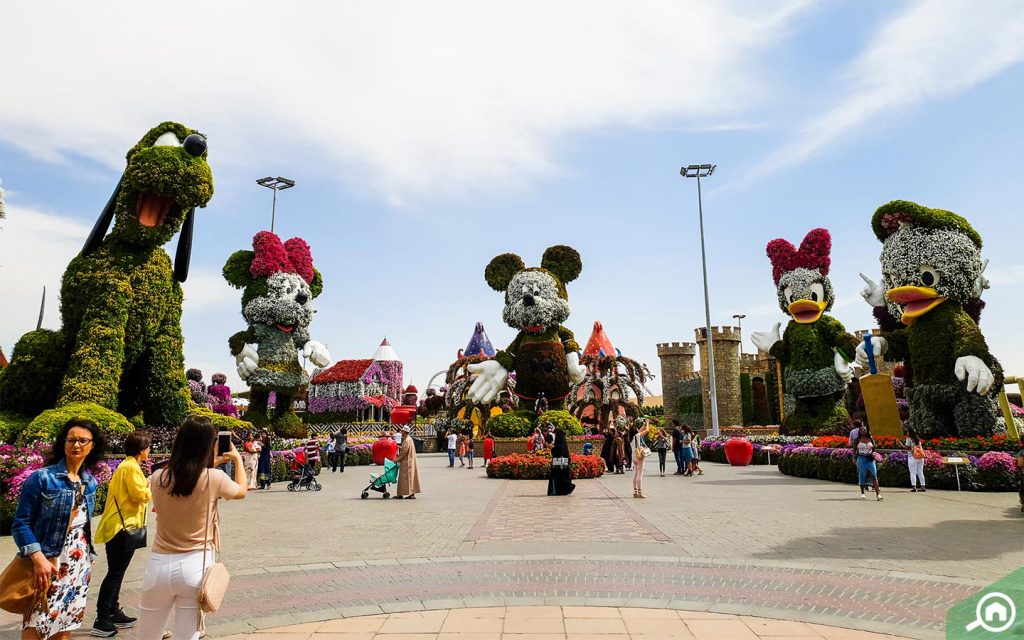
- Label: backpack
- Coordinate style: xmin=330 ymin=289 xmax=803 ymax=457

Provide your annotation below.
xmin=911 ymin=444 xmax=924 ymax=459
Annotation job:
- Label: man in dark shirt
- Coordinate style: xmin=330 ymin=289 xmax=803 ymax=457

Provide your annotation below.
xmin=671 ymin=420 xmax=684 ymax=475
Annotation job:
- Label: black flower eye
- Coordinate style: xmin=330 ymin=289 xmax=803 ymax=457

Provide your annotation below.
xmin=919 ymin=266 xmax=939 ymax=288
xmin=810 ymin=291 xmax=818 ymax=301
xmin=183 ymin=134 xmax=207 ymax=156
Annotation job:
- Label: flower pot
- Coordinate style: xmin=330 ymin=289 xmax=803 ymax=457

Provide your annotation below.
xmin=724 ymin=437 xmax=754 ymax=466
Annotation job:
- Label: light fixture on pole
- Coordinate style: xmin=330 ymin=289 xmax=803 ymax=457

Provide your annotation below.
xmin=256 ymin=176 xmax=296 ymax=233
xmin=732 ymin=314 xmax=746 ymax=355
xmin=681 ymin=163 xmax=720 ymax=437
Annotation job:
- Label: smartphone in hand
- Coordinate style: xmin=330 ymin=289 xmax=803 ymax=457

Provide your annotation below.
xmin=218 ymin=431 xmax=232 ymax=455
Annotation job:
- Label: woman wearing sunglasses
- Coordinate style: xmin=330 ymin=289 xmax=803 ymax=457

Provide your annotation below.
xmin=12 ymin=418 xmax=107 ymax=640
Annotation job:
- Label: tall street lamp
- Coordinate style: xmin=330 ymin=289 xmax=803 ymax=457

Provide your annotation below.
xmin=733 ymin=314 xmax=746 ymax=355
xmin=681 ymin=163 xmax=720 ymax=437
xmin=256 ymin=176 xmax=296 ymax=233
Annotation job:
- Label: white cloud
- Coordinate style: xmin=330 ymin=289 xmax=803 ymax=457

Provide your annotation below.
xmin=0 ymin=204 xmax=90 ymax=344
xmin=738 ymin=0 xmax=1024 ymax=186
xmin=0 ymin=0 xmax=810 ymax=204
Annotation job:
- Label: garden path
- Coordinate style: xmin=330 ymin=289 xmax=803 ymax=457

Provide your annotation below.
xmin=0 ymin=454 xmax=1019 ymax=639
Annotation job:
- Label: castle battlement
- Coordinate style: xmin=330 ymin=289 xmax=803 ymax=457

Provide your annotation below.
xmin=694 ymin=325 xmax=742 ymax=343
xmin=657 ymin=342 xmax=697 ymax=356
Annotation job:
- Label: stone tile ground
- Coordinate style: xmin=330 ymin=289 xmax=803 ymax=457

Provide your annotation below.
xmin=1 ymin=454 xmax=1020 ymax=639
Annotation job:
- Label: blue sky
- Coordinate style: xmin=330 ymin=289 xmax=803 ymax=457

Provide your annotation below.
xmin=1 ymin=1 xmax=1022 ymax=402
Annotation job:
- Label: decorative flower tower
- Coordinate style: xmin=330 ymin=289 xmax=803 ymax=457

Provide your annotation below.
xmin=570 ymin=321 xmax=652 ymax=429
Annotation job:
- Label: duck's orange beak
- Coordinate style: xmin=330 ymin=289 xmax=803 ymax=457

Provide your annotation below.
xmin=886 ymin=286 xmax=946 ymax=325
xmin=787 ymin=299 xmax=827 ymax=324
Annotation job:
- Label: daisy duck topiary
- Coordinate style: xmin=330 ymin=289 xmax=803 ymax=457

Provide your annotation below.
xmin=467 ymin=246 xmax=587 ymax=411
xmin=856 ymin=200 xmax=1002 ymax=437
xmin=223 ymin=231 xmax=331 ymax=436
xmin=751 ymin=228 xmax=859 ymax=435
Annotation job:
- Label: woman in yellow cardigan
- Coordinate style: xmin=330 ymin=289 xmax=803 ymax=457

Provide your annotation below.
xmin=91 ymin=431 xmax=152 ymax=637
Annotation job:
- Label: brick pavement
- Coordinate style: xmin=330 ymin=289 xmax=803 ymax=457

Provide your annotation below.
xmin=1 ymin=453 xmax=1019 ymax=639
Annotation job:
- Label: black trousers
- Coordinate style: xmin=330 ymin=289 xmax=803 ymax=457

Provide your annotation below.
xmin=331 ymin=451 xmax=346 ymax=472
xmin=657 ymin=449 xmax=667 ymax=473
xmin=97 ymin=531 xmax=137 ymax=620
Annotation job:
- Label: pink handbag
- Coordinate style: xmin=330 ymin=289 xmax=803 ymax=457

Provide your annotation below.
xmin=198 ymin=471 xmax=230 ymax=615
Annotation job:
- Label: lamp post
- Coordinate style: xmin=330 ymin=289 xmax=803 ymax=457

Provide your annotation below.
xmin=733 ymin=314 xmax=746 ymax=355
xmin=256 ymin=176 xmax=296 ymax=233
xmin=681 ymin=163 xmax=720 ymax=437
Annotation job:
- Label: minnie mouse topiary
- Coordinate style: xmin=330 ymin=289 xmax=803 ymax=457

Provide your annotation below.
xmin=223 ymin=231 xmax=331 ymax=436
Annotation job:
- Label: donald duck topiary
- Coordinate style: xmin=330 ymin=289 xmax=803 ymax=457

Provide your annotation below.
xmin=856 ymin=200 xmax=1002 ymax=437
xmin=751 ymin=228 xmax=859 ymax=435
xmin=467 ymin=246 xmax=587 ymax=411
xmin=223 ymin=231 xmax=331 ymax=436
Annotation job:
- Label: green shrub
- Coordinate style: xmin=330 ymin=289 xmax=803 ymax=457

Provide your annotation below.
xmin=486 ymin=410 xmax=535 ymax=437
xmin=18 ymin=402 xmax=135 ymax=445
xmin=189 ymin=406 xmax=253 ymax=431
xmin=0 ymin=411 xmax=32 ymax=444
xmin=539 ymin=409 xmax=583 ymax=435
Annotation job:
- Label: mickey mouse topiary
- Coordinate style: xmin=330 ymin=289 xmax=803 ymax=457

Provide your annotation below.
xmin=468 ymin=245 xmax=586 ymax=410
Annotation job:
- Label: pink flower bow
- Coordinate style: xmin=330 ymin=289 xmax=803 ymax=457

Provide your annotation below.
xmin=249 ymin=231 xmax=315 ymax=283
xmin=766 ymin=227 xmax=831 ymax=285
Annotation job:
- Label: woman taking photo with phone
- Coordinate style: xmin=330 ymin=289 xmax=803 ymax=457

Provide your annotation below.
xmin=11 ymin=418 xmax=107 ymax=640
xmin=91 ymin=431 xmax=152 ymax=636
xmin=136 ymin=416 xmax=247 ymax=640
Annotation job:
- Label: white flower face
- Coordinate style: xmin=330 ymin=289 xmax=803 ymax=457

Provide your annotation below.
xmin=502 ymin=270 xmax=570 ymax=330
xmin=243 ymin=272 xmax=314 ymax=329
xmin=879 ymin=226 xmax=980 ymax=317
xmin=775 ymin=268 xmax=834 ymax=315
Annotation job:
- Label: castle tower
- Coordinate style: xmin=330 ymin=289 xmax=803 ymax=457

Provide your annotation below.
xmin=695 ymin=326 xmax=742 ymax=432
xmin=657 ymin=341 xmax=697 ymax=422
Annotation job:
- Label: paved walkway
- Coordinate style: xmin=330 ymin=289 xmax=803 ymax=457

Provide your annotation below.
xmin=2 ymin=453 xmax=1020 ymax=639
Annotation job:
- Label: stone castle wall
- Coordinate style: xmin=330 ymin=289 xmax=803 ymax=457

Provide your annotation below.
xmin=695 ymin=326 xmax=742 ymax=431
xmin=656 ymin=341 xmax=696 ymax=423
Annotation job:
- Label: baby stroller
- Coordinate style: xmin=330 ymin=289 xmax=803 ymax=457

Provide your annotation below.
xmin=361 ymin=458 xmax=399 ymax=499
xmin=287 ymin=450 xmax=322 ymax=491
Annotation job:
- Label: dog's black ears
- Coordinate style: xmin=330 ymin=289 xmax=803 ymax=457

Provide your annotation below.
xmin=173 ymin=209 xmax=195 ymax=282
xmin=82 ymin=174 xmax=124 ymax=255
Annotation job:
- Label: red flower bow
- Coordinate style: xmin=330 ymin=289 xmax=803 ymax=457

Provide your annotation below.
xmin=249 ymin=231 xmax=315 ymax=283
xmin=766 ymin=228 xmax=831 ymax=285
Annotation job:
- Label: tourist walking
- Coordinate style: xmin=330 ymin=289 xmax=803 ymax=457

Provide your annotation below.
xmin=331 ymin=428 xmax=348 ymax=473
xmin=466 ymin=437 xmax=475 ymax=469
xmin=671 ymin=420 xmax=684 ymax=475
xmin=624 ymin=423 xmax=636 ymax=471
xmin=394 ymin=425 xmax=421 ymax=499
xmin=547 ymin=428 xmax=576 ymax=496
xmin=680 ymin=425 xmax=694 ymax=476
xmin=613 ymin=428 xmax=626 ymax=474
xmin=242 ymin=433 xmax=259 ymax=489
xmin=137 ymin=415 xmax=247 ymax=640
xmin=12 ymin=418 xmax=106 ymax=640
xmin=905 ymin=428 xmax=926 ymax=492
xmin=652 ymin=428 xmax=669 ymax=476
xmin=446 ymin=430 xmax=457 ymax=467
xmin=256 ymin=431 xmax=272 ymax=489
xmin=600 ymin=426 xmax=614 ymax=472
xmin=689 ymin=431 xmax=704 ymax=476
xmin=483 ymin=432 xmax=495 ymax=467
xmin=92 ymin=431 xmax=152 ymax=637
xmin=853 ymin=426 xmax=882 ymax=500
xmin=457 ymin=434 xmax=467 ymax=467
xmin=632 ymin=421 xmax=652 ymax=498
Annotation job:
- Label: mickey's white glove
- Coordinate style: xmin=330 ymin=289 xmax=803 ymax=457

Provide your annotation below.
xmin=834 ymin=350 xmax=858 ymax=384
xmin=972 ymin=258 xmax=990 ymax=298
xmin=467 ymin=360 xmax=509 ymax=404
xmin=854 ymin=336 xmax=887 ymax=369
xmin=859 ymin=273 xmax=887 ymax=307
xmin=235 ymin=344 xmax=259 ymax=380
xmin=567 ymin=351 xmax=586 ymax=384
xmin=955 ymin=355 xmax=995 ymax=395
xmin=750 ymin=322 xmax=781 ymax=354
xmin=302 ymin=340 xmax=331 ymax=367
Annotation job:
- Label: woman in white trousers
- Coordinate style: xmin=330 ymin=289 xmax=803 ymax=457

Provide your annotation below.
xmin=138 ymin=416 xmax=247 ymax=640
xmin=905 ymin=428 xmax=926 ymax=492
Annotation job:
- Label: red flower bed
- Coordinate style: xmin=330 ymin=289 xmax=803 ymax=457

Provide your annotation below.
xmin=485 ymin=453 xmax=605 ymax=480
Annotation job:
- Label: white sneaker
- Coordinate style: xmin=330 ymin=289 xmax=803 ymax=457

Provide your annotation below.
xmin=876 ymin=494 xmax=883 ymax=501
xmin=860 ymin=493 xmax=866 ymax=499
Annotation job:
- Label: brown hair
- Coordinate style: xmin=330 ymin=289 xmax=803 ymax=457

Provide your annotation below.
xmin=161 ymin=416 xmax=216 ymax=497
xmin=124 ymin=430 xmax=152 ymax=457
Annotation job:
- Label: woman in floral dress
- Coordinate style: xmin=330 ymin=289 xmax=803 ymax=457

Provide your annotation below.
xmin=12 ymin=418 xmax=106 ymax=640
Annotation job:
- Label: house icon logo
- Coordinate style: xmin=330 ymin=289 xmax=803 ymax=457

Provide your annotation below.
xmin=965 ymin=592 xmax=1017 ymax=633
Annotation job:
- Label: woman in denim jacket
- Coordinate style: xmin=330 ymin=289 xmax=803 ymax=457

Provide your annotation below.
xmin=12 ymin=418 xmax=106 ymax=640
